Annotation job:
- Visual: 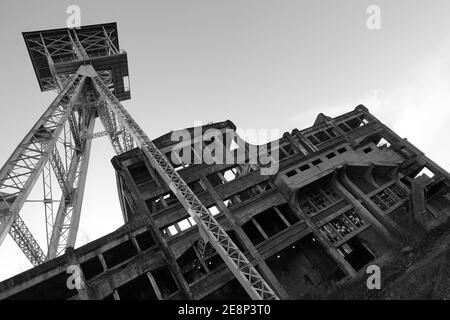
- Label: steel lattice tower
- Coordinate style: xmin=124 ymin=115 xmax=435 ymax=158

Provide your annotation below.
xmin=0 ymin=23 xmax=278 ymax=300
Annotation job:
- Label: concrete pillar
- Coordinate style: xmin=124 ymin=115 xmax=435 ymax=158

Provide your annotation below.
xmin=65 ymin=247 xmax=95 ymax=300
xmin=287 ymin=195 xmax=358 ymax=278
xmin=333 ymin=178 xmax=403 ymax=248
xmin=326 ymin=120 xmax=356 ymax=146
xmin=283 ymin=132 xmax=309 ymax=156
xmin=119 ymin=167 xmax=193 ymax=300
xmin=363 ymin=108 xmax=450 ymax=180
xmin=200 ymin=175 xmax=290 ymax=300
xmin=338 ymin=169 xmax=412 ymax=244
xmin=291 ymin=129 xmax=318 ymax=154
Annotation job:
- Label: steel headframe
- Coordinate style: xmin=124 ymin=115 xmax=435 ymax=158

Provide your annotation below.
xmin=0 ymin=25 xmax=279 ymax=300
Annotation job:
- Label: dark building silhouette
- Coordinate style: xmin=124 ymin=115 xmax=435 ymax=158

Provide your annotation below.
xmin=1 ymin=105 xmax=449 ymax=300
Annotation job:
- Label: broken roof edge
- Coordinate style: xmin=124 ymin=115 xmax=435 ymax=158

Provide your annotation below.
xmin=22 ymin=22 xmax=118 ymax=37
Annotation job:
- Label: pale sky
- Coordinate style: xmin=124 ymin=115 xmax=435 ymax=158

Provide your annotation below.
xmin=0 ymin=0 xmax=449 ymax=281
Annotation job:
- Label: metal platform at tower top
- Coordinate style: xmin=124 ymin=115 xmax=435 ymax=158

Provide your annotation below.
xmin=23 ymin=22 xmax=130 ymax=101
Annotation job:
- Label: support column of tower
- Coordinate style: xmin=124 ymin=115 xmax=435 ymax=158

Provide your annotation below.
xmin=0 ymin=74 xmax=86 ymax=265
xmin=48 ymin=108 xmax=96 ymax=258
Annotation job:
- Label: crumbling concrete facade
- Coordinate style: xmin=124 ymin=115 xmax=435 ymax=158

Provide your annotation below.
xmin=1 ymin=105 xmax=449 ymax=300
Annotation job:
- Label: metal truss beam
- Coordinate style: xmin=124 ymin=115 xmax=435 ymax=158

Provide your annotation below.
xmin=0 ymin=73 xmax=86 ymax=265
xmin=91 ymin=67 xmax=278 ymax=300
xmin=49 ymin=146 xmax=70 ymax=197
xmin=47 ymin=110 xmax=96 ymax=259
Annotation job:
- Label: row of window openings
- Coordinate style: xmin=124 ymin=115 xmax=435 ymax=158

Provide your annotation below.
xmin=298 ymin=186 xmax=342 ymax=216
xmin=145 ymin=165 xmax=256 ymax=213
xmin=104 ymin=238 xmax=235 ymax=299
xmin=371 ymin=184 xmax=408 ymax=211
xmin=318 ymin=209 xmax=365 ymax=244
xmin=305 ymin=127 xmax=339 ymax=146
xmin=161 ymin=205 xmax=222 ymax=238
xmin=146 ymin=171 xmax=273 ymax=218
xmin=163 ymin=205 xmax=302 ymax=282
xmin=146 ymin=179 xmax=206 ymax=213
xmin=159 ymin=181 xmax=274 ymax=238
xmin=363 ymin=140 xmax=392 ymax=154
xmin=80 ymin=230 xmax=157 ymax=282
xmin=105 ymin=266 xmax=179 ymax=300
xmin=6 ymin=229 xmax=157 ymax=299
xmin=108 ymin=227 xmax=279 ymax=299
xmin=242 ymin=205 xmax=300 ymax=246
xmin=285 ymin=147 xmax=348 ymax=178
xmin=277 ymin=142 xmax=298 ymax=160
xmin=335 ymin=114 xmax=369 ymax=133
xmin=129 ymin=141 xmax=299 ymax=192
xmin=177 ymin=231 xmax=246 ymax=285
xmin=257 ymin=141 xmax=299 ymax=163
xmin=100 ymin=236 xmax=243 ymax=299
xmin=167 ymin=138 xmax=301 ymax=171
xmin=301 ymin=114 xmax=369 ymax=147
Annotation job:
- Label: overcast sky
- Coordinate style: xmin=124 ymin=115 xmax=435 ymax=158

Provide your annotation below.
xmin=0 ymin=0 xmax=449 ymax=281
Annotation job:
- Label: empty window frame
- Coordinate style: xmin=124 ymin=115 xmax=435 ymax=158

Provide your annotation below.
xmin=178 ymin=247 xmax=208 ymax=284
xmin=188 ymin=180 xmax=205 ymax=194
xmin=243 ymin=205 xmax=299 ymax=243
xmin=116 ymin=274 xmax=158 ymax=300
xmin=80 ymin=256 xmax=104 ymax=281
xmin=128 ymin=162 xmax=153 ymax=187
xmin=207 ymin=166 xmax=243 ymax=187
xmin=377 ymin=138 xmax=391 ymax=148
xmin=299 ymin=186 xmax=341 ymax=215
xmin=161 ymin=215 xmax=198 ymax=238
xmin=277 ymin=204 xmax=300 ymax=225
xmin=278 ymin=142 xmax=297 ymax=161
xmin=146 ymin=192 xmax=180 ymax=213
xmin=371 ymin=184 xmax=408 ymax=211
xmin=299 ymin=164 xmax=310 ymax=171
xmin=102 ymin=240 xmax=138 ymax=269
xmin=151 ymin=267 xmax=179 ymax=298
xmin=223 ymin=182 xmax=273 ymax=209
xmin=318 ymin=209 xmax=365 ymax=244
xmin=286 ymin=169 xmax=298 ymax=177
xmin=415 ymin=167 xmax=435 ymax=179
xmin=344 ymin=114 xmax=369 ymax=130
xmin=135 ymin=230 xmax=156 ymax=251
xmin=338 ymin=122 xmax=351 ymax=132
xmin=315 ymin=130 xmax=331 ymax=143
xmin=242 ymin=219 xmax=266 ymax=245
xmin=326 ymin=152 xmax=336 ymax=159
xmin=161 ymin=224 xmax=180 ymax=238
xmin=208 ymin=205 xmax=220 ymax=216
xmin=254 ymin=207 xmax=289 ymax=237
xmin=223 ymin=167 xmax=240 ymax=182
xmin=306 ymin=126 xmax=338 ymax=146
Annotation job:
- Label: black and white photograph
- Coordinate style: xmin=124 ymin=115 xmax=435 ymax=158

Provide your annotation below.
xmin=0 ymin=0 xmax=449 ymax=311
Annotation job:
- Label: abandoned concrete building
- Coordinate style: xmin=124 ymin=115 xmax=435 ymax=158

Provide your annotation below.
xmin=1 ymin=104 xmax=449 ymax=300
xmin=0 ymin=22 xmax=449 ymax=300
